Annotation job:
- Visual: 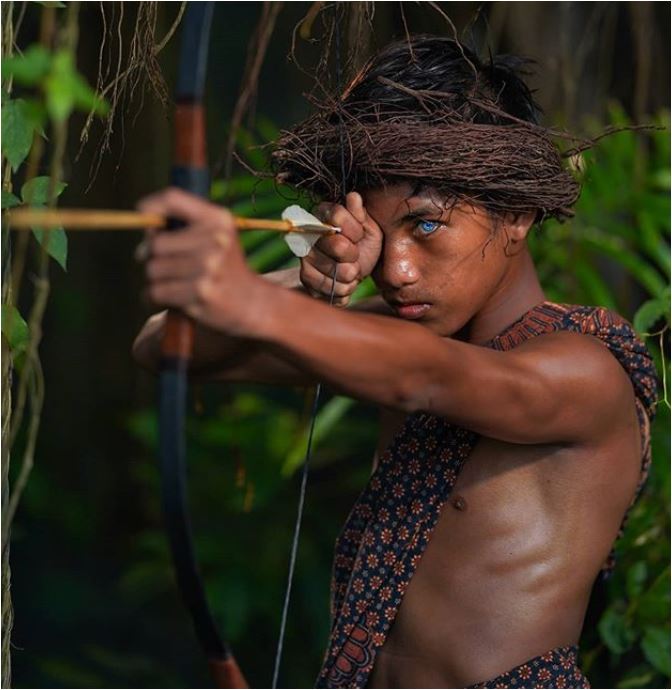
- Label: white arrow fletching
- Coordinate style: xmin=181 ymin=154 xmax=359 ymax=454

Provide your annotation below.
xmin=281 ymin=205 xmax=339 ymax=258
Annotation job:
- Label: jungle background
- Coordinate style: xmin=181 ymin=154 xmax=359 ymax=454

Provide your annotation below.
xmin=1 ymin=2 xmax=670 ymax=688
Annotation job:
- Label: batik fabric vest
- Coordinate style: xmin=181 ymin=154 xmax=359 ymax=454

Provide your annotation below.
xmin=316 ymin=301 xmax=658 ymax=688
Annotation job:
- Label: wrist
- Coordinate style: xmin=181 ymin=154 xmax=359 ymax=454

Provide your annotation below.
xmin=234 ymin=273 xmax=282 ymax=339
xmin=263 ymin=266 xmax=303 ymax=290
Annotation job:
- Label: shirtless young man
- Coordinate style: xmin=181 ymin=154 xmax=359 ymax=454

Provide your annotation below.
xmin=133 ymin=38 xmax=657 ymax=688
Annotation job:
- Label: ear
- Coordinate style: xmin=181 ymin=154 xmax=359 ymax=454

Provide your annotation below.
xmin=504 ymin=211 xmax=537 ymax=241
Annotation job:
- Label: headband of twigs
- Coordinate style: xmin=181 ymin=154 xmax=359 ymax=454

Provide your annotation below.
xmin=271 ymin=58 xmax=657 ymax=222
xmin=272 ymin=76 xmax=584 ymax=221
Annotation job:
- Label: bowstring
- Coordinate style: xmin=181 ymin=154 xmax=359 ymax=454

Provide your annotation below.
xmin=271 ymin=8 xmax=348 ymax=687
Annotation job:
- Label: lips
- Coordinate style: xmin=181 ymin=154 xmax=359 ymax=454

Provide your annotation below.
xmin=392 ymin=302 xmax=431 ymax=320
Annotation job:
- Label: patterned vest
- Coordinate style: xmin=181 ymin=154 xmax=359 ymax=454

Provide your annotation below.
xmin=316 ymin=301 xmax=658 ymax=688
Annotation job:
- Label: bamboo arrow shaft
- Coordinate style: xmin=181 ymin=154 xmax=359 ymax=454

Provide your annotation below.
xmin=5 ymin=208 xmax=335 ymax=234
xmin=6 ymin=209 xmax=165 ymax=230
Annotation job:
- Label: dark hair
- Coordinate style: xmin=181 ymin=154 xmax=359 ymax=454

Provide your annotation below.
xmin=342 ymin=36 xmax=541 ymax=126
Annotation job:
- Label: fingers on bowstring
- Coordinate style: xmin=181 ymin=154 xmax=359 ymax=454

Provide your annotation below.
xmin=305 ymin=246 xmax=360 ymax=284
xmin=314 ymin=231 xmax=359 ymax=263
xmin=301 ymin=261 xmax=359 ymax=298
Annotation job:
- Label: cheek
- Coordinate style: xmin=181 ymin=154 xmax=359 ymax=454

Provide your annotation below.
xmin=431 ymin=237 xmax=506 ymax=299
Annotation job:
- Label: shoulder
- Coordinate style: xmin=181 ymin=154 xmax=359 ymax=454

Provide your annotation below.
xmin=505 ymin=326 xmax=640 ymax=443
xmin=528 ymin=302 xmax=657 ymax=418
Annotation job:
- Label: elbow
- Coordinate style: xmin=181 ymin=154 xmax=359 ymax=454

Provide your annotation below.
xmin=392 ymin=370 xmax=442 ymax=414
xmin=390 ymin=335 xmax=457 ymax=413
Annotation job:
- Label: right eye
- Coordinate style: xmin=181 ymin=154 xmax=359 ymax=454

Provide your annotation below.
xmin=412 ymin=219 xmax=444 ymax=238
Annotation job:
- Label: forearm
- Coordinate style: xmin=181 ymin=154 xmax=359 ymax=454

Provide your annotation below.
xmin=250 ymin=282 xmax=458 ymax=412
xmin=132 ymin=310 xmax=255 ymax=375
xmin=133 ymin=268 xmax=304 ymax=376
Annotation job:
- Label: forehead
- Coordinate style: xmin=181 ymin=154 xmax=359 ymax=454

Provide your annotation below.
xmin=362 ymin=183 xmax=441 ymax=220
xmin=362 ymin=183 xmax=489 ymax=227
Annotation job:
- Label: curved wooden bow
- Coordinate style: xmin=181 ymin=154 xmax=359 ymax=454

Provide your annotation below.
xmin=158 ymin=3 xmax=247 ymax=687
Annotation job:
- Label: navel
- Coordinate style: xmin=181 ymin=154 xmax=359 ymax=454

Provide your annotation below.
xmin=451 ymin=494 xmax=468 ymax=511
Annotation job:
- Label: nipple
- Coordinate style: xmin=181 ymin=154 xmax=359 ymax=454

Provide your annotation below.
xmin=451 ymin=494 xmax=468 ymax=511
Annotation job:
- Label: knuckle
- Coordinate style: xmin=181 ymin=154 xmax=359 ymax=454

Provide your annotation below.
xmin=330 ymin=206 xmax=350 ymax=226
xmin=194 ymin=278 xmax=213 ymax=304
xmin=340 ymin=263 xmax=359 ymax=283
xmin=334 ymin=281 xmax=355 ymax=297
xmin=299 ymin=262 xmax=315 ymax=285
xmin=331 ymin=235 xmax=353 ymax=256
xmin=203 ymin=252 xmax=220 ymax=275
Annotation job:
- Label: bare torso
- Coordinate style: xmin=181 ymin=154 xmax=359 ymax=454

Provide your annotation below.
xmin=369 ymin=395 xmax=642 ymax=688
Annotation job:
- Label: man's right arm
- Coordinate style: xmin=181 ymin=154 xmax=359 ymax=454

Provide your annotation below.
xmin=132 ymin=266 xmax=390 ymax=384
xmin=133 ymin=193 xmax=384 ymax=384
xmin=132 ymin=267 xmax=312 ymax=384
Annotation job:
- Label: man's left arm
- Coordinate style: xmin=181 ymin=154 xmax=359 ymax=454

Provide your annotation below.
xmin=249 ymin=287 xmax=636 ymax=445
xmin=137 ymin=189 xmax=634 ymax=447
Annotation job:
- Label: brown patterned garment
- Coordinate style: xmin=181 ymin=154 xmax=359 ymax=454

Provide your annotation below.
xmin=316 ymin=301 xmax=658 ymax=689
xmin=467 ymin=645 xmax=589 ymax=688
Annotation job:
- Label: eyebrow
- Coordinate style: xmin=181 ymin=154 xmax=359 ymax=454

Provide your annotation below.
xmin=394 ymin=205 xmax=445 ymax=227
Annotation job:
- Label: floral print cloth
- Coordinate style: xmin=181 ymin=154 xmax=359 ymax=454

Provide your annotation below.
xmin=316 ymin=302 xmax=657 ymax=688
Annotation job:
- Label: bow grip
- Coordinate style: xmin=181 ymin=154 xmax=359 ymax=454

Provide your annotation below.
xmin=160 ymin=102 xmax=209 ymax=363
xmin=209 ymin=658 xmax=249 ymax=689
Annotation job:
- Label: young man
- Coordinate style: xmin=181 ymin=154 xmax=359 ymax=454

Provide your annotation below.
xmin=133 ymin=38 xmax=657 ymax=688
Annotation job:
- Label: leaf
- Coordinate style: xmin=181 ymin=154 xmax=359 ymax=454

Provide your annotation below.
xmin=32 ymin=227 xmax=68 ymax=270
xmin=583 ymin=228 xmax=667 ymax=296
xmin=616 ymin=667 xmax=655 ymax=688
xmin=625 ymin=561 xmax=649 ymax=599
xmin=282 ymin=396 xmax=356 ymax=475
xmin=598 ymin=606 xmax=636 ymax=654
xmin=637 ymin=568 xmax=670 ymax=624
xmin=44 ymin=51 xmax=76 ymax=122
xmin=20 ymin=176 xmax=67 ymax=205
xmin=1 ymin=191 xmax=20 ymax=209
xmin=42 ymin=50 xmax=108 ymax=122
xmin=634 ymin=292 xmax=670 ymax=334
xmin=1 ymin=304 xmax=29 ymax=354
xmin=641 ymin=626 xmax=671 ymax=676
xmin=0 ymin=45 xmax=51 ymax=85
xmin=1 ymin=99 xmax=35 ymax=171
xmin=70 ymin=70 xmax=108 ymax=115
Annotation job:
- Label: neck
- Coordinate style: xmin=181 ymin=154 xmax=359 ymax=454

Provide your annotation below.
xmin=464 ymin=247 xmax=546 ymax=345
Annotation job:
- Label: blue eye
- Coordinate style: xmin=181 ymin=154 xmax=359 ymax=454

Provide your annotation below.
xmin=416 ymin=219 xmax=441 ymax=235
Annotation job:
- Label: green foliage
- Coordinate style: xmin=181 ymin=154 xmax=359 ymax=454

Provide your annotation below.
xmin=2 ymin=39 xmax=108 ymax=272
xmin=1 ymin=190 xmax=20 ymax=209
xmin=1 ymin=304 xmax=29 ymax=355
xmin=19 ymin=176 xmax=69 ymax=270
xmin=1 ymin=97 xmax=41 ymax=171
xmin=2 ymin=44 xmax=107 ymax=123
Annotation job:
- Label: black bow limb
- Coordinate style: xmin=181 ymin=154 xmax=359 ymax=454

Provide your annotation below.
xmin=158 ymin=3 xmax=248 ymax=687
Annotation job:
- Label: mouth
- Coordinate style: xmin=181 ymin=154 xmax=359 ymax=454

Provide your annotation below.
xmin=389 ymin=301 xmax=432 ymax=320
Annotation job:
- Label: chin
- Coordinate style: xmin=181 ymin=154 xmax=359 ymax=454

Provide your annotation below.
xmin=428 ymin=306 xmax=474 ymax=339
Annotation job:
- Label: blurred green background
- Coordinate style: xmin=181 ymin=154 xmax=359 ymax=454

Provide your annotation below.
xmin=2 ymin=2 xmax=670 ymax=688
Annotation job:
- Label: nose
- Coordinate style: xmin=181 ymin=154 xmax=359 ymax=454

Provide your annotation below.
xmin=374 ymin=234 xmax=420 ymax=290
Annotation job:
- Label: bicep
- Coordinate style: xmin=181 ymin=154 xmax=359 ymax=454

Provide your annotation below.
xmin=422 ymin=332 xmax=634 ymax=445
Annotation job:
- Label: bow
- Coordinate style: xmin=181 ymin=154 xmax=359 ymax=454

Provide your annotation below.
xmin=157 ymin=6 xmax=346 ymax=687
xmin=158 ymin=3 xmax=247 ymax=687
